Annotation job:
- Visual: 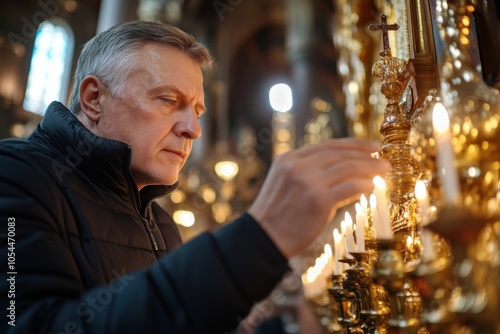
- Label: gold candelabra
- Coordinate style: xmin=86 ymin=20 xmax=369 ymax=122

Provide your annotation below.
xmin=302 ymin=0 xmax=500 ymax=332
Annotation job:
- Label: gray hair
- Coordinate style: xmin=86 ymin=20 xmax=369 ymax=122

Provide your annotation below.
xmin=68 ymin=21 xmax=214 ymax=114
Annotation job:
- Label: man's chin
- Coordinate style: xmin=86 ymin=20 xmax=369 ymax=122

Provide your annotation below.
xmin=133 ymin=170 xmax=180 ymax=190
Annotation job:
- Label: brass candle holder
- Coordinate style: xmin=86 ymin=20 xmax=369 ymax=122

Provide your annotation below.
xmin=327 ymin=258 xmax=363 ymax=333
xmin=349 ymin=252 xmax=390 ymax=334
xmin=427 ymin=207 xmax=499 ymax=332
xmin=372 ymin=239 xmax=422 ymax=334
xmin=308 ymin=281 xmax=343 ymax=334
xmin=328 ymin=273 xmax=361 ymax=333
xmin=306 ymin=1 xmax=500 ymax=331
xmin=411 ymin=255 xmax=454 ymax=333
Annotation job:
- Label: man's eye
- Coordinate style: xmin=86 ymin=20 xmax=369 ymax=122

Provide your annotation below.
xmin=161 ymin=98 xmax=177 ymax=105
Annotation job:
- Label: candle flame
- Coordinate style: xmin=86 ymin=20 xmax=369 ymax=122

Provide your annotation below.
xmin=432 ymin=102 xmax=450 ymax=133
xmin=373 ymin=175 xmax=386 ymax=190
xmin=355 ymin=202 xmax=362 ymax=214
xmin=334 ymin=228 xmax=342 ymax=243
xmin=324 ymin=244 xmax=332 ymax=256
xmin=344 ymin=211 xmax=353 ymax=226
xmin=415 ymin=180 xmax=428 ymax=200
xmin=360 ymin=194 xmax=368 ymax=208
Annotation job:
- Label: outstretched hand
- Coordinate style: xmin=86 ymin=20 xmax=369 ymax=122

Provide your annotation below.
xmin=248 ymin=138 xmax=391 ymax=259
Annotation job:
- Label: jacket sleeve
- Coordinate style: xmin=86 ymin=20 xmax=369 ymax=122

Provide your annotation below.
xmin=0 ymin=152 xmax=290 ymax=334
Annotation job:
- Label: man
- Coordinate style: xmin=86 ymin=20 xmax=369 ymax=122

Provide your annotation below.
xmin=0 ymin=21 xmax=390 ymax=333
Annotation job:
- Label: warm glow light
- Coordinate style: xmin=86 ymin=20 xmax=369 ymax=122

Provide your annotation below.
xmin=373 ymin=175 xmax=386 ymax=190
xmin=407 ymin=235 xmax=413 ymax=246
xmin=269 ymin=83 xmax=293 ymax=112
xmin=432 ymin=102 xmax=450 ymax=133
xmin=170 ymin=189 xmax=185 ymax=204
xmin=324 ymin=244 xmax=332 ymax=256
xmin=212 ymin=201 xmax=232 ymax=223
xmin=360 ymin=194 xmax=368 ymax=209
xmin=214 ymin=161 xmax=239 ymax=181
xmin=432 ymin=102 xmax=461 ymax=206
xmin=415 ymin=180 xmax=427 ymax=201
xmin=173 ymin=210 xmax=195 ymax=227
xmin=200 ymin=186 xmax=216 ymax=204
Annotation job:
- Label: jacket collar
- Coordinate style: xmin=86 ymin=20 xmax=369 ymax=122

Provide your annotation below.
xmin=30 ymin=102 xmax=177 ymax=211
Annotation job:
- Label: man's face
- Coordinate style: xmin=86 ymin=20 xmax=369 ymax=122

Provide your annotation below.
xmin=94 ymin=44 xmax=205 ymax=190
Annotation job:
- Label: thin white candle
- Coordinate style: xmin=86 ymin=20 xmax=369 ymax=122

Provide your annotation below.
xmin=355 ymin=203 xmax=366 ymax=252
xmin=373 ymin=176 xmax=394 ymax=239
xmin=344 ymin=212 xmax=356 ymax=253
xmin=324 ymin=244 xmax=333 ymax=275
xmin=370 ymin=193 xmax=380 ymax=239
xmin=360 ymin=194 xmax=369 ymax=243
xmin=340 ymin=220 xmax=349 ymax=260
xmin=432 ymin=102 xmax=461 ymax=206
xmin=333 ymin=228 xmax=342 ymax=275
xmin=415 ymin=180 xmax=434 ymax=261
xmin=415 ymin=180 xmax=429 ymax=226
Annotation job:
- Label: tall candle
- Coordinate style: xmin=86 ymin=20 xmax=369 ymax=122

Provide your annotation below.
xmin=324 ymin=244 xmax=333 ymax=275
xmin=344 ymin=212 xmax=356 ymax=253
xmin=415 ymin=180 xmax=434 ymax=261
xmin=415 ymin=180 xmax=429 ymax=225
xmin=432 ymin=102 xmax=461 ymax=206
xmin=355 ymin=203 xmax=365 ymax=252
xmin=373 ymin=176 xmax=394 ymax=239
xmin=360 ymin=194 xmax=369 ymax=241
xmin=333 ymin=228 xmax=342 ymax=275
xmin=369 ymin=194 xmax=380 ymax=239
xmin=340 ymin=220 xmax=348 ymax=260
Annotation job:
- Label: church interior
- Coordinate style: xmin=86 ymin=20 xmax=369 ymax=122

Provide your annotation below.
xmin=1 ymin=0 xmax=500 ymax=332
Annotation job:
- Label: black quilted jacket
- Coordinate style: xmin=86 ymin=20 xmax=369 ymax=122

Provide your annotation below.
xmin=0 ymin=102 xmax=289 ymax=334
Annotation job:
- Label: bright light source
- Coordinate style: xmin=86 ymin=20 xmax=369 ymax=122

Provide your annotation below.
xmin=173 ymin=210 xmax=195 ymax=227
xmin=269 ymin=83 xmax=293 ymax=112
xmin=214 ymin=161 xmax=239 ymax=181
xmin=432 ymin=102 xmax=450 ymax=134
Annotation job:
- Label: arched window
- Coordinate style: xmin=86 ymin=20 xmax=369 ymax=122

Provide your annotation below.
xmin=23 ymin=19 xmax=73 ymax=116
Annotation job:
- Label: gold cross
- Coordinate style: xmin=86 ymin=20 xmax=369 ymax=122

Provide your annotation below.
xmin=368 ymin=14 xmax=399 ymax=51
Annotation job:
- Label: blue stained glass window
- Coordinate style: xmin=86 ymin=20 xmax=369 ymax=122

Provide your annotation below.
xmin=23 ymin=20 xmax=73 ymax=116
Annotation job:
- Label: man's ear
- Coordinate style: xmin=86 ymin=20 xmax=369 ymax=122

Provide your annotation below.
xmin=79 ymin=75 xmax=105 ymax=123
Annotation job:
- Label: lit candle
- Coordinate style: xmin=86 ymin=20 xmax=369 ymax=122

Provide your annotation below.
xmin=415 ymin=180 xmax=434 ymax=261
xmin=373 ymin=176 xmax=393 ymax=239
xmin=344 ymin=212 xmax=356 ymax=253
xmin=324 ymin=244 xmax=333 ymax=275
xmin=355 ymin=203 xmax=366 ymax=252
xmin=304 ymin=267 xmax=315 ymax=298
xmin=340 ymin=220 xmax=348 ymax=259
xmin=415 ymin=180 xmax=429 ymax=225
xmin=369 ymin=194 xmax=379 ymax=238
xmin=432 ymin=102 xmax=461 ymax=206
xmin=333 ymin=228 xmax=342 ymax=275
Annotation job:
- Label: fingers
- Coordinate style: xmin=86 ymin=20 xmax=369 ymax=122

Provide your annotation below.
xmin=284 ymin=138 xmax=383 ymax=172
xmin=293 ymin=138 xmax=380 ymax=159
xmin=249 ymin=137 xmax=391 ymax=259
xmin=276 ymin=139 xmax=389 ymax=182
xmin=323 ymin=158 xmax=390 ymax=186
xmin=327 ymin=178 xmax=376 ymax=208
